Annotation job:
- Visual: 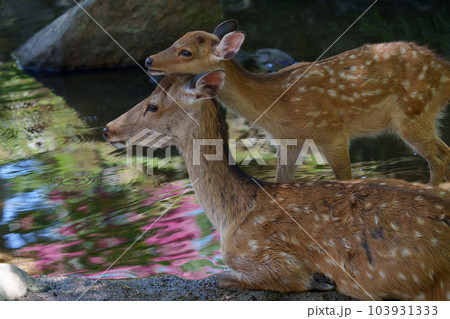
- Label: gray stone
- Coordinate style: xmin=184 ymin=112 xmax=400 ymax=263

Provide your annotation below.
xmin=235 ymin=48 xmax=296 ymax=73
xmin=14 ymin=0 xmax=223 ymax=71
xmin=0 ymin=264 xmax=48 ymax=301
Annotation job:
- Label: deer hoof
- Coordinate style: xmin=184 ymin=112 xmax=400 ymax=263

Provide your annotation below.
xmin=309 ymin=273 xmax=335 ymax=291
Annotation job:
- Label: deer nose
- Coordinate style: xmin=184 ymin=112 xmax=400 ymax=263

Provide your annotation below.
xmin=145 ymin=57 xmax=153 ymax=69
xmin=102 ymin=126 xmax=109 ymax=141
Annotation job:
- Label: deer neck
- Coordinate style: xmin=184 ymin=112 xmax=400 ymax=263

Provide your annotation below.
xmin=218 ymin=59 xmax=286 ymax=130
xmin=177 ymin=100 xmax=258 ymax=233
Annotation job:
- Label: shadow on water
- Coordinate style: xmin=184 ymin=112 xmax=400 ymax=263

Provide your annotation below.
xmin=0 ymin=0 xmax=449 ymax=279
xmin=32 ymin=68 xmax=157 ymax=129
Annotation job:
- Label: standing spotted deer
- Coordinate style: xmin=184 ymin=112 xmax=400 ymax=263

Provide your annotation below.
xmin=104 ymin=71 xmax=449 ymax=300
xmin=145 ymin=20 xmax=450 ymax=185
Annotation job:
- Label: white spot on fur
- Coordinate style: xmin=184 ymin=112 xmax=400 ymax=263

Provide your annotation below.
xmin=254 ymin=216 xmax=265 ymax=225
xmin=431 ymin=238 xmax=438 ymax=246
xmin=248 ymin=240 xmax=258 ymax=252
xmin=291 ymin=97 xmax=302 ymax=102
xmin=374 ymin=216 xmax=379 ymax=225
xmin=379 ymin=270 xmax=386 ymax=278
xmin=292 ymin=205 xmax=301 ymax=213
xmin=390 ymin=222 xmax=399 ymax=231
xmin=328 ymin=89 xmax=337 ymax=97
xmin=325 ymin=258 xmax=335 ymax=266
xmin=280 ymin=252 xmax=295 ymax=264
xmin=402 ymin=248 xmax=411 ymax=257
xmin=401 ymin=80 xmax=409 ymax=88
xmin=398 ymin=273 xmax=406 ymax=281
xmin=341 ymin=238 xmax=351 ymax=249
xmin=248 ymin=199 xmax=256 ymax=211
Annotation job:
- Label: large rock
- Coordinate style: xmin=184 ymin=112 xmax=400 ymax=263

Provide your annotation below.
xmin=14 ymin=0 xmax=223 ymax=71
xmin=235 ymin=48 xmax=296 ymax=73
xmin=0 ymin=264 xmax=48 ymax=300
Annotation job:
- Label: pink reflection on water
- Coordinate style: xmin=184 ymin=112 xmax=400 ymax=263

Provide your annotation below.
xmin=18 ymin=181 xmax=225 ymax=279
xmin=97 ymin=237 xmax=126 ymax=249
xmin=88 ymin=256 xmax=105 ymax=264
xmin=19 ymin=240 xmax=84 ymax=273
xmin=141 ymin=181 xmax=187 ymax=207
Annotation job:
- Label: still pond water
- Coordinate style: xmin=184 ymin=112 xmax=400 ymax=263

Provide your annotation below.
xmin=0 ymin=0 xmax=449 ymax=279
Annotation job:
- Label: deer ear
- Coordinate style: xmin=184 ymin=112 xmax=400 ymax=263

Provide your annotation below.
xmin=213 ymin=19 xmax=239 ymax=39
xmin=215 ymin=31 xmax=245 ymax=60
xmin=188 ymin=70 xmax=226 ymax=100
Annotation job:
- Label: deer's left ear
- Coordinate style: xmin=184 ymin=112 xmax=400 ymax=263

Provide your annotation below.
xmin=215 ymin=31 xmax=245 ymax=60
xmin=213 ymin=19 xmax=239 ymax=39
xmin=188 ymin=70 xmax=226 ymax=100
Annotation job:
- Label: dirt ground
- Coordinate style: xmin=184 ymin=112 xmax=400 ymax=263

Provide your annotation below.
xmin=18 ymin=274 xmax=355 ymax=301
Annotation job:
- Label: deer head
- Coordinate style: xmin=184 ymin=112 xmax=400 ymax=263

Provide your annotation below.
xmin=145 ymin=20 xmax=245 ymax=75
xmin=103 ymin=70 xmax=226 ymax=148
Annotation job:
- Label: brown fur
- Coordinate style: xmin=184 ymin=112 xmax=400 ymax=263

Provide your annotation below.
xmin=105 ymin=73 xmax=450 ymax=300
xmin=147 ymin=29 xmax=450 ymax=185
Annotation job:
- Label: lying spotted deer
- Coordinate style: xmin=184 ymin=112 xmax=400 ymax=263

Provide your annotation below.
xmin=104 ymin=71 xmax=449 ymax=300
xmin=145 ymin=20 xmax=450 ymax=186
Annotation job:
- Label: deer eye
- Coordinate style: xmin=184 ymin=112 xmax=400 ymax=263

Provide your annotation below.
xmin=179 ymin=50 xmax=192 ymax=57
xmin=145 ymin=104 xmax=159 ymax=114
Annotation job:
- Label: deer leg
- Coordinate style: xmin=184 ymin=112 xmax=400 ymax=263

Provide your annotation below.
xmin=319 ymin=139 xmax=353 ymax=180
xmin=274 ymin=146 xmax=302 ymax=182
xmin=428 ymin=139 xmax=450 ymax=186
xmin=445 ymin=156 xmax=450 ymax=183
xmin=216 ymin=270 xmax=312 ymax=293
xmin=394 ymin=120 xmax=450 ymax=186
xmin=216 ymin=271 xmax=266 ymax=291
xmin=409 ymin=139 xmax=448 ymax=186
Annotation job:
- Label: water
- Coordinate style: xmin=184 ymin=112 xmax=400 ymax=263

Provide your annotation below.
xmin=0 ymin=0 xmax=449 ymax=279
